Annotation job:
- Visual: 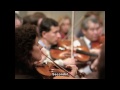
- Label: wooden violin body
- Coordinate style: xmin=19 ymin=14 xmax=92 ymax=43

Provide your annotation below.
xmin=50 ymin=46 xmax=90 ymax=62
xmin=50 ymin=39 xmax=98 ymax=62
xmin=91 ymin=34 xmax=105 ymax=49
xmin=35 ymin=62 xmax=86 ymax=79
xmin=35 ymin=62 xmax=66 ymax=77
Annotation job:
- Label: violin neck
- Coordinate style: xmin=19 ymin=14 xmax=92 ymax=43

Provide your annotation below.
xmin=76 ymin=49 xmax=98 ymax=57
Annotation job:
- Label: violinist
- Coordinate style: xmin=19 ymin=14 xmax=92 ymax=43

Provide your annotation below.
xmin=15 ymin=24 xmax=78 ymax=79
xmin=38 ymin=18 xmax=76 ymax=67
xmin=15 ymin=25 xmax=43 ymax=79
xmin=77 ymin=16 xmax=104 ymax=75
xmin=79 ymin=16 xmax=102 ymax=49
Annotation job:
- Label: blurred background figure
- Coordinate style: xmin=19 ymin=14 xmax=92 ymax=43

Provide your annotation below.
xmin=22 ymin=15 xmax=32 ymax=25
xmin=15 ymin=13 xmax=23 ymax=29
xmin=58 ymin=16 xmax=71 ymax=40
xmin=76 ymin=11 xmax=104 ymax=38
xmin=22 ymin=12 xmax=47 ymax=36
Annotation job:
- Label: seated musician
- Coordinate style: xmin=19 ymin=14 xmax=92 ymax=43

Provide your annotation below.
xmin=15 ymin=25 xmax=43 ymax=79
xmin=74 ymin=16 xmax=104 ymax=75
xmin=38 ymin=18 xmax=76 ymax=67
xmin=15 ymin=24 xmax=78 ymax=79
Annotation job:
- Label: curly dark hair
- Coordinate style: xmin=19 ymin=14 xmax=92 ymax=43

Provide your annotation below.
xmin=15 ymin=24 xmax=39 ymax=75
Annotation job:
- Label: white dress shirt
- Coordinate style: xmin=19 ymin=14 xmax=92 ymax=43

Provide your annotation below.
xmin=73 ymin=36 xmax=91 ymax=49
xmin=38 ymin=40 xmax=64 ymax=66
xmin=78 ymin=36 xmax=93 ymax=75
xmin=83 ymin=36 xmax=91 ymax=49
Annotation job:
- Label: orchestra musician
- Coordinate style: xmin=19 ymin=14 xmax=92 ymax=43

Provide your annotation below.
xmin=76 ymin=16 xmax=105 ymax=75
xmin=15 ymin=24 xmax=78 ymax=79
xmin=38 ymin=18 xmax=76 ymax=67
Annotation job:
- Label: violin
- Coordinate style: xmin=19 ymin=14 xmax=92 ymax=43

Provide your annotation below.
xmin=35 ymin=62 xmax=86 ymax=79
xmin=35 ymin=51 xmax=85 ymax=79
xmin=35 ymin=62 xmax=68 ymax=78
xmin=50 ymin=39 xmax=98 ymax=62
xmin=91 ymin=34 xmax=105 ymax=49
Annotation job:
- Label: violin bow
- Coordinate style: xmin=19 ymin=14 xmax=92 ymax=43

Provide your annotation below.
xmin=71 ymin=11 xmax=74 ymax=59
xmin=71 ymin=11 xmax=86 ymax=78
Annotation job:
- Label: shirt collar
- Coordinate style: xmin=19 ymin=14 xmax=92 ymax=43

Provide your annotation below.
xmin=38 ymin=40 xmax=50 ymax=50
xmin=83 ymin=36 xmax=91 ymax=49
